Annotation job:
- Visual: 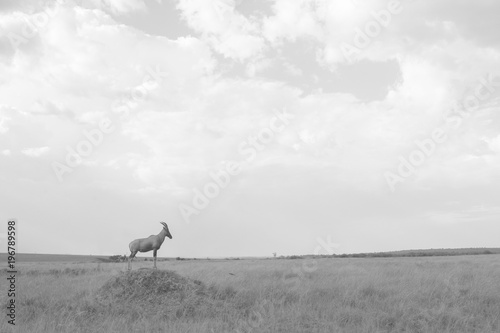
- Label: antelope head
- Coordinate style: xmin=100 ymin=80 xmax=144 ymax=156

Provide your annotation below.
xmin=160 ymin=222 xmax=173 ymax=239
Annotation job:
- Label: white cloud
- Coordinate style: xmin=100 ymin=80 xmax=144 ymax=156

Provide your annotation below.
xmin=21 ymin=146 xmax=50 ymax=157
xmin=487 ymin=135 xmax=500 ymax=152
xmin=78 ymin=0 xmax=147 ymax=15
xmin=427 ymin=204 xmax=500 ymax=225
xmin=177 ymin=0 xmax=265 ymax=61
xmin=0 ymin=114 xmax=10 ymax=133
xmin=1 ymin=0 xmax=500 ymax=256
xmin=262 ymin=0 xmax=324 ymax=43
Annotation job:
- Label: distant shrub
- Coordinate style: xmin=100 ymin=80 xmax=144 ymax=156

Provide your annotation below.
xmin=288 ymin=255 xmax=302 ymax=259
xmin=108 ymin=255 xmax=127 ymax=262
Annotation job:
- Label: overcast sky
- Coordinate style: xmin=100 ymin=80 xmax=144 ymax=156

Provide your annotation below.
xmin=1 ymin=0 xmax=499 ymax=257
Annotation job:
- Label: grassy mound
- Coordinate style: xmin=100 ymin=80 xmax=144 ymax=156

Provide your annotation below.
xmin=96 ymin=270 xmax=230 ymax=319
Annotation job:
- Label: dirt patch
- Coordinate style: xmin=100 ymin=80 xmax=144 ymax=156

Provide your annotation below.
xmin=96 ymin=270 xmax=230 ymax=319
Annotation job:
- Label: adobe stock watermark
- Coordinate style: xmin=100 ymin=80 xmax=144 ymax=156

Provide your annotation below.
xmin=215 ymin=235 xmax=338 ymax=332
xmin=178 ymin=108 xmax=295 ymax=224
xmin=340 ymin=0 xmax=403 ymax=63
xmin=217 ymin=299 xmax=274 ymax=333
xmin=6 ymin=1 xmax=166 ymax=51
xmin=111 ymin=65 xmax=168 ymax=116
xmin=443 ymin=270 xmax=473 ymax=299
xmin=6 ymin=0 xmax=70 ymax=50
xmin=385 ymin=73 xmax=500 ymax=192
xmin=51 ymin=118 xmax=114 ymax=182
xmin=281 ymin=235 xmax=340 ymax=289
xmin=51 ymin=65 xmax=168 ymax=182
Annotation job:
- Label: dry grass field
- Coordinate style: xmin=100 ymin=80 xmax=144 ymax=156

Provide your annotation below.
xmin=1 ymin=254 xmax=500 ymax=333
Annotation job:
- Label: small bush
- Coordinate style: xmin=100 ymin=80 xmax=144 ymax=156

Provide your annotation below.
xmin=108 ymin=255 xmax=127 ymax=262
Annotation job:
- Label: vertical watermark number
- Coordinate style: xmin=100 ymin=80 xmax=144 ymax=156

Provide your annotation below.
xmin=6 ymin=219 xmax=17 ymax=326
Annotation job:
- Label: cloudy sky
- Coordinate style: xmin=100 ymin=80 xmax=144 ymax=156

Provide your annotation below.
xmin=1 ymin=0 xmax=499 ymax=257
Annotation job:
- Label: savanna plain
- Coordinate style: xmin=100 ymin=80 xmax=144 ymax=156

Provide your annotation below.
xmin=1 ymin=254 xmax=499 ymax=333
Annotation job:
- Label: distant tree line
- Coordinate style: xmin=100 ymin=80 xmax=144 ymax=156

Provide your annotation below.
xmin=275 ymin=248 xmax=499 ymax=260
xmin=98 ymin=248 xmax=498 ymax=262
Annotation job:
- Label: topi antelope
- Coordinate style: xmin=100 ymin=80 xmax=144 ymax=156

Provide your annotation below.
xmin=128 ymin=222 xmax=173 ymax=270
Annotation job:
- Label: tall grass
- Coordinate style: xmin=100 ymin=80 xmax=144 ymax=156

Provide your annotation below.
xmin=1 ymin=255 xmax=499 ymax=332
